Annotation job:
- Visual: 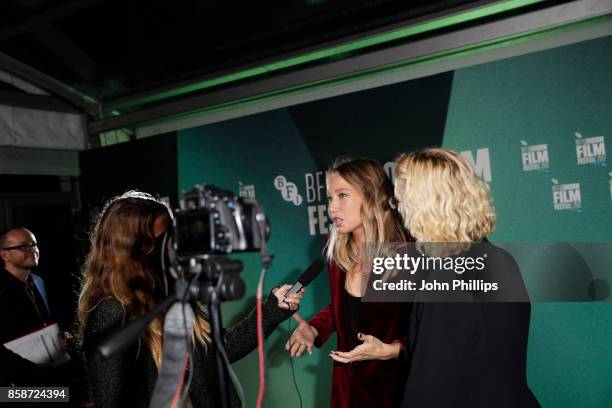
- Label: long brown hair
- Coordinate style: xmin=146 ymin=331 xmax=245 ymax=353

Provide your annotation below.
xmin=78 ymin=191 xmax=210 ymax=368
xmin=326 ymin=158 xmax=408 ymax=272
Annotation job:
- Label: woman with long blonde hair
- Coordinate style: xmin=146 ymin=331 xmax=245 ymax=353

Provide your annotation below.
xmin=394 ymin=148 xmax=539 ymax=408
xmin=79 ymin=191 xmax=303 ymax=408
xmin=286 ymin=158 xmax=411 ymax=408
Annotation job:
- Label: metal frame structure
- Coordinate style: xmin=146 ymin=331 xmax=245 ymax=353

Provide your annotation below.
xmin=0 ymin=52 xmax=101 ymax=116
xmin=100 ymin=0 xmax=548 ymax=113
xmin=91 ymin=0 xmax=612 ymax=141
xmin=1 ymin=0 xmax=611 ymax=147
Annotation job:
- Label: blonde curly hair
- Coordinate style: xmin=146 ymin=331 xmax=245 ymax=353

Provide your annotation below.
xmin=394 ymin=148 xmax=495 ymax=244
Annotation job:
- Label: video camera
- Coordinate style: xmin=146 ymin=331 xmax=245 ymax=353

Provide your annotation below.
xmin=163 ymin=184 xmax=271 ymax=303
xmin=172 ymin=184 xmax=270 ymax=257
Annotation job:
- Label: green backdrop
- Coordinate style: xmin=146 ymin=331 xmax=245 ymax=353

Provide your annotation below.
xmin=177 ymin=35 xmax=612 ymax=407
xmin=442 ymin=35 xmax=612 ymax=407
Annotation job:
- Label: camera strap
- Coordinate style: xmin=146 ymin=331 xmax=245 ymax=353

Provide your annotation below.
xmin=149 ymin=301 xmax=195 ymax=408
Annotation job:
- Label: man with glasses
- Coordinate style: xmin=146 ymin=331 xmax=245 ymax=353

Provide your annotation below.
xmin=0 ymin=227 xmax=69 ymax=386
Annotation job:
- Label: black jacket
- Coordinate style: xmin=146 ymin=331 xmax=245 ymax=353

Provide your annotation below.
xmin=400 ymin=243 xmax=540 ymax=407
xmin=0 ymin=267 xmax=50 ymax=344
xmin=0 ymin=267 xmax=55 ymax=386
xmin=83 ymin=294 xmax=291 ymax=408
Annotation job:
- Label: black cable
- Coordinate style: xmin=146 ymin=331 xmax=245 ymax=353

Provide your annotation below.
xmin=214 ymin=265 xmax=246 ymax=408
xmin=173 ymin=259 xmax=245 ymax=408
xmin=160 ymin=231 xmax=169 ymax=296
xmin=214 ymin=317 xmax=246 ymax=408
xmin=287 ymin=317 xmax=303 ymax=408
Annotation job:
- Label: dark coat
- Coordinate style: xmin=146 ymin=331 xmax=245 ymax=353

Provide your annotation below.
xmin=400 ymin=243 xmax=540 ymax=407
xmin=308 ymin=261 xmax=411 ymax=408
xmin=0 ymin=267 xmax=50 ymax=344
xmin=0 ymin=267 xmax=55 ymax=387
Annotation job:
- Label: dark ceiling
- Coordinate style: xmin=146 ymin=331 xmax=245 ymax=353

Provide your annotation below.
xmin=0 ymin=0 xmax=480 ymax=102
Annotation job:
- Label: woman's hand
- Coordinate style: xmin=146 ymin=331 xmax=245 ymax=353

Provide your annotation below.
xmin=273 ymin=284 xmax=305 ymax=311
xmin=329 ymin=333 xmax=401 ymax=363
xmin=285 ymin=313 xmax=319 ymax=357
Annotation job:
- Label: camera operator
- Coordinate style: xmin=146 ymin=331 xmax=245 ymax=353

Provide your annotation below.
xmin=77 ymin=191 xmax=303 ymax=408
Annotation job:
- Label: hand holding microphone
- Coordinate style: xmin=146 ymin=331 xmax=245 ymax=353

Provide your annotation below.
xmin=284 ymin=259 xmax=324 ymax=297
xmin=273 ymin=285 xmax=305 ymax=311
xmin=272 ymin=259 xmax=324 ymax=310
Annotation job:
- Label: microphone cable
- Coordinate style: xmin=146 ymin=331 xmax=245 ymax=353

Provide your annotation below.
xmin=287 ymin=317 xmax=303 ymax=408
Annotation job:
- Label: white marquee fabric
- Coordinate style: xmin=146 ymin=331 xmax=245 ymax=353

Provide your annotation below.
xmin=0 ymin=105 xmax=86 ymax=151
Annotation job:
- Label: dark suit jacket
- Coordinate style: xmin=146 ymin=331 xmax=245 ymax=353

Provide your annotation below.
xmin=0 ymin=267 xmax=51 ymax=344
xmin=0 ymin=267 xmax=55 ymax=386
xmin=400 ymin=243 xmax=540 ymax=407
xmin=309 ymin=261 xmax=410 ymax=408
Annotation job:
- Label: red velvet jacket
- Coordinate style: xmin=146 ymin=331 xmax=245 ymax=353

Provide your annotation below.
xmin=308 ymin=261 xmax=411 ymax=408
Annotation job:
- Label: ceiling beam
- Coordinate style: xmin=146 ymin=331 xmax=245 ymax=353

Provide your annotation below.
xmin=0 ymin=89 xmax=81 ymax=113
xmin=89 ymin=0 xmax=612 ymax=136
xmin=0 ymin=69 xmax=48 ymax=95
xmin=0 ymin=52 xmax=101 ymax=116
xmin=102 ymin=0 xmax=544 ymax=112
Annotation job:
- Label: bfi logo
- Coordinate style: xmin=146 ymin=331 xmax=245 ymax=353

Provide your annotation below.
xmin=575 ymin=132 xmax=606 ymax=165
xmin=552 ymin=179 xmax=581 ymax=211
xmin=520 ymin=141 xmax=549 ymax=171
xmin=274 ymin=175 xmax=303 ymax=206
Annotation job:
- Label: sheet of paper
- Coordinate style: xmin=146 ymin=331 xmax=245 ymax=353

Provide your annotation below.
xmin=4 ymin=323 xmax=70 ymax=367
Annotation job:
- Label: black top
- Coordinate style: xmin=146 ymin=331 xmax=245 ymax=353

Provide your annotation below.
xmin=342 ymin=289 xmax=361 ymax=350
xmin=400 ymin=243 xmax=540 ymax=408
xmin=83 ymin=293 xmax=292 ymax=408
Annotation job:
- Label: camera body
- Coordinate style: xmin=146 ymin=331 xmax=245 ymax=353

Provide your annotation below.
xmin=172 ymin=184 xmax=269 ymax=258
xmin=161 ymin=184 xmax=270 ymax=303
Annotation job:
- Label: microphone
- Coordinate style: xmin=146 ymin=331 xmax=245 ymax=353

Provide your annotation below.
xmin=285 ymin=259 xmax=325 ymax=297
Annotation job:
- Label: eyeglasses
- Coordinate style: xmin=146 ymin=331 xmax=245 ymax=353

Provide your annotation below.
xmin=0 ymin=242 xmax=38 ymax=251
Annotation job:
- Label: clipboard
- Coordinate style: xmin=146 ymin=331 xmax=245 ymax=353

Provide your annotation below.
xmin=3 ymin=323 xmax=71 ymax=367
